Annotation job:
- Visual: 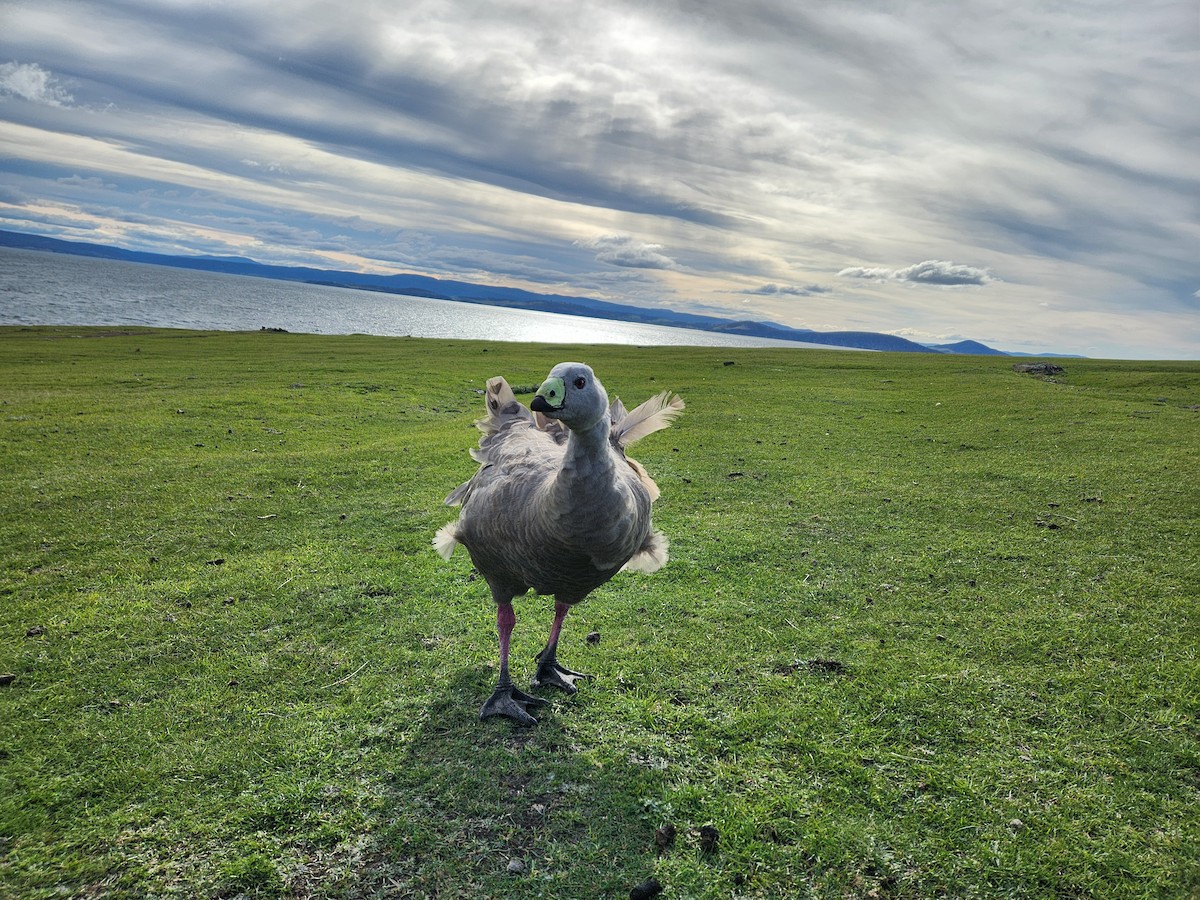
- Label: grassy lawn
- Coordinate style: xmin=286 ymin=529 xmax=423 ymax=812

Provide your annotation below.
xmin=1 ymin=325 xmax=1197 ymax=898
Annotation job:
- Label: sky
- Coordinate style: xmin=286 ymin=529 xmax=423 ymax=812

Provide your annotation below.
xmin=1 ymin=0 xmax=1198 ymax=358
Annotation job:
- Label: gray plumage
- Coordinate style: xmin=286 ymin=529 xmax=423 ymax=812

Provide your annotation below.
xmin=434 ymin=362 xmax=684 ymax=724
xmin=435 ymin=363 xmax=682 ymax=594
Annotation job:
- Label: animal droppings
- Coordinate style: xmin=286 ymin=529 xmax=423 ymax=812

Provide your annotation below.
xmin=654 ymin=822 xmax=676 ymax=852
xmin=506 ymin=858 xmax=526 ymax=875
xmin=629 ymin=877 xmax=663 ymax=899
xmin=699 ymin=824 xmax=720 ymax=854
xmin=586 ymin=630 xmax=601 ymax=644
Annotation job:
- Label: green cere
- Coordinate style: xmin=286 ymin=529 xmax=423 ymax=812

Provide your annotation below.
xmin=536 ymin=376 xmax=566 ymax=408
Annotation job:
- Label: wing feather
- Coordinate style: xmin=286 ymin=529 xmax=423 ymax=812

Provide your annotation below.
xmin=611 ymin=391 xmax=685 ymax=448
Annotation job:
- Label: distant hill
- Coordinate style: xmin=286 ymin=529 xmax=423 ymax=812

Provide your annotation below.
xmin=923 ymin=340 xmax=1008 ymax=355
xmin=0 ymin=229 xmax=1055 ymax=355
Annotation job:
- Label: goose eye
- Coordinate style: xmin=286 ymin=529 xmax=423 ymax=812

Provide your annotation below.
xmin=573 ymin=377 xmax=586 ymax=389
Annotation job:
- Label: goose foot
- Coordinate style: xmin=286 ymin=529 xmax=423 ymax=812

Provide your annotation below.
xmin=480 ymin=684 xmax=549 ymax=726
xmin=532 ymin=649 xmax=593 ymax=694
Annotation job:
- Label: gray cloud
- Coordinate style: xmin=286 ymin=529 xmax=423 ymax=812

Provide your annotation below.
xmin=742 ymin=283 xmax=832 ymax=296
xmin=0 ymin=185 xmax=28 ymax=204
xmin=577 ymin=235 xmax=678 ymax=270
xmin=837 ymin=267 xmax=895 ymax=281
xmin=839 ymin=261 xmax=994 ymax=286
xmin=895 ymin=261 xmax=993 ymax=286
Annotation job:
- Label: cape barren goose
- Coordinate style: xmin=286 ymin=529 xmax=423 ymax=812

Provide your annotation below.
xmin=435 ymin=362 xmax=684 ymax=725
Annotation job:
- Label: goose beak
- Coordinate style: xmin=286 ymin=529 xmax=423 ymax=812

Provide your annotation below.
xmin=531 ymin=376 xmax=565 ymax=413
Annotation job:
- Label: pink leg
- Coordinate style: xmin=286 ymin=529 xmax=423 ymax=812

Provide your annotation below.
xmin=532 ymin=599 xmax=593 ymax=693
xmin=546 ymin=600 xmax=571 ymax=651
xmin=480 ymin=599 xmax=548 ymax=725
xmin=497 ymin=602 xmax=516 ymax=687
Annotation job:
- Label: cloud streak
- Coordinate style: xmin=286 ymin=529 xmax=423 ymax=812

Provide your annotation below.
xmin=0 ymin=0 xmax=1197 ymax=357
xmin=742 ymin=283 xmax=832 ymax=297
xmin=577 ymin=235 xmax=678 ymax=270
xmin=839 ymin=261 xmax=994 ymax=286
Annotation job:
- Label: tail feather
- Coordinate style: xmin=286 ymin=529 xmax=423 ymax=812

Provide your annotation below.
xmin=476 ymin=376 xmax=532 ymax=434
xmin=612 ymin=391 xmax=685 ymax=448
xmin=433 ymin=522 xmax=460 ymax=559
xmin=621 ymin=530 xmax=669 ymax=573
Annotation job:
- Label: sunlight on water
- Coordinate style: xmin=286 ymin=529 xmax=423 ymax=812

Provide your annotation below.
xmin=0 ymin=247 xmax=825 ymax=348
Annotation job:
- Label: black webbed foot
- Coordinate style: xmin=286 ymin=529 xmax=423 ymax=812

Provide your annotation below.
xmin=480 ymin=683 xmax=550 ymax=726
xmin=532 ymin=649 xmax=594 ymax=694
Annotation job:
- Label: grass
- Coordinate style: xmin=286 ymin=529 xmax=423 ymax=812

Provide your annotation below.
xmin=0 ymin=325 xmax=1197 ymax=898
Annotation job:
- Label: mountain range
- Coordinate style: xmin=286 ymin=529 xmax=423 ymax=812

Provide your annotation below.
xmin=0 ymin=230 xmax=1075 ymax=356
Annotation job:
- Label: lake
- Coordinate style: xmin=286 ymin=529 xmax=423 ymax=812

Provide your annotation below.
xmin=0 ymin=247 xmax=830 ymax=349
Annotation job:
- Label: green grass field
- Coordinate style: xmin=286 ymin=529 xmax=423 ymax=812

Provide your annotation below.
xmin=1 ymin=326 xmax=1197 ymax=898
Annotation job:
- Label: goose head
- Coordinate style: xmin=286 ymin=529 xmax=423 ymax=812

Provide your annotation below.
xmin=530 ymin=362 xmax=609 ymax=430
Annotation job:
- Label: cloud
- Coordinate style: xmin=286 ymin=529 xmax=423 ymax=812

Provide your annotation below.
xmin=57 ymin=175 xmax=117 ymax=191
xmin=0 ymin=1 xmax=1197 ymax=356
xmin=742 ymin=283 xmax=832 ymax=296
xmin=895 ymin=261 xmax=994 ymax=285
xmin=576 ymin=234 xmax=677 ymax=270
xmin=837 ymin=267 xmax=895 ymax=281
xmin=838 ymin=260 xmax=993 ymax=286
xmin=0 ymin=62 xmax=73 ymax=107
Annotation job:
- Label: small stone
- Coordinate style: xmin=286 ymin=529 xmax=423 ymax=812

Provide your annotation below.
xmin=25 ymin=626 xmax=44 ymax=637
xmin=506 ymin=858 xmax=526 ymax=875
xmin=1012 ymin=363 xmax=1064 ymax=377
xmin=699 ymin=824 xmax=719 ymax=854
xmin=1009 ymin=818 xmax=1024 ymax=831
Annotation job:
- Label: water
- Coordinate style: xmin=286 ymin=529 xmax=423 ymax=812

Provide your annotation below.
xmin=0 ymin=247 xmax=827 ymax=349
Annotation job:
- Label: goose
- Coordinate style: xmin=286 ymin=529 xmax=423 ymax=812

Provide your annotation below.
xmin=434 ymin=362 xmax=684 ymax=725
